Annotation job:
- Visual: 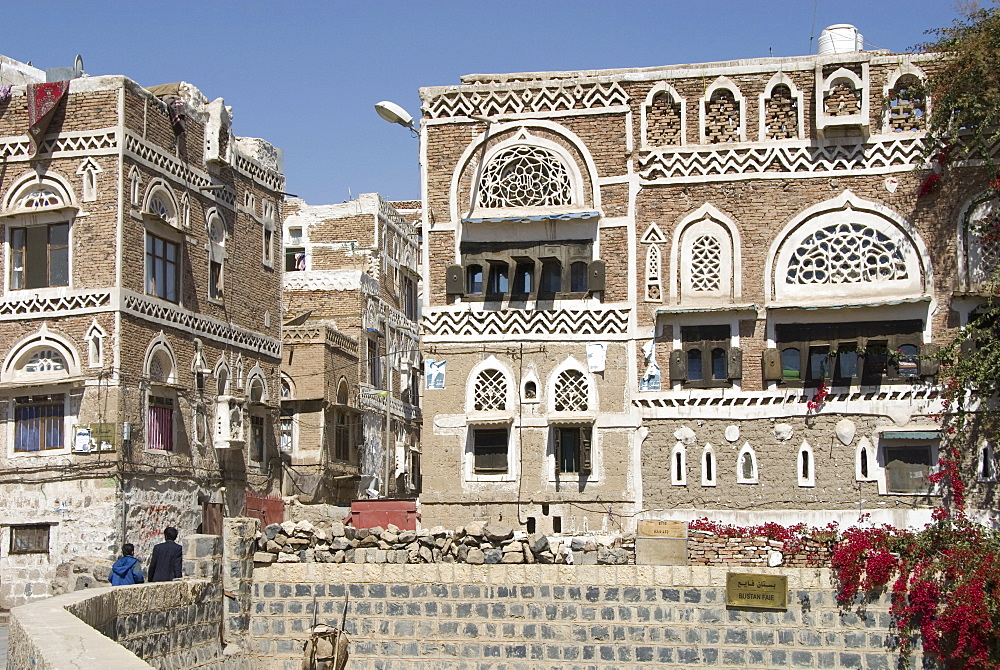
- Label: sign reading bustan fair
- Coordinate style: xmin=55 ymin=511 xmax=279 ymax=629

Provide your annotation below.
xmin=725 ymin=572 xmax=788 ymax=610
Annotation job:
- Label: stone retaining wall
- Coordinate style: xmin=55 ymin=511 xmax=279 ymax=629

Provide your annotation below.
xmin=250 ymin=563 xmax=919 ymax=670
xmin=7 ymin=580 xmax=241 ymax=670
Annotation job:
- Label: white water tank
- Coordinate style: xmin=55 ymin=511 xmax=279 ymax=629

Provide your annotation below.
xmin=817 ymin=24 xmax=864 ymax=54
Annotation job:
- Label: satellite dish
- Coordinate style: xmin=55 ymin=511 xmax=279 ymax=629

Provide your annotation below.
xmin=374 ymin=101 xmax=413 ymax=128
xmin=283 ymin=310 xmax=313 ymax=326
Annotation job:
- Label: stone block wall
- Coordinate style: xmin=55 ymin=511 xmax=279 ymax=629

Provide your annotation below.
xmin=249 ymin=563 xmax=916 ymax=670
xmin=8 ymin=580 xmax=243 ymax=670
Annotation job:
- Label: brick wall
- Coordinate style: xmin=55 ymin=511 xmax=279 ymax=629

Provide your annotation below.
xmin=250 ymin=563 xmax=916 ymax=670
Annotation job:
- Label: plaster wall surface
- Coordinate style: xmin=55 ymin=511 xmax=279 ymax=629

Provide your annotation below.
xmin=0 ymin=478 xmax=118 ymax=609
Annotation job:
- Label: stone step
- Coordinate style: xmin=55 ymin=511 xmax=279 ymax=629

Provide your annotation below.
xmin=0 ymin=610 xmax=9 ymax=625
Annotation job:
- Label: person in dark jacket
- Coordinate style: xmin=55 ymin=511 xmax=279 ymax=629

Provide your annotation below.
xmin=109 ymin=543 xmax=144 ymax=585
xmin=148 ymin=526 xmax=183 ymax=582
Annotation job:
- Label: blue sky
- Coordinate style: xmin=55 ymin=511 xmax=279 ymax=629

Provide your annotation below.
xmin=2 ymin=1 xmax=960 ymax=203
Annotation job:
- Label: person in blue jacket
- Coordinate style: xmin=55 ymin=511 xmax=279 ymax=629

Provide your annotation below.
xmin=110 ymin=543 xmax=145 ymax=585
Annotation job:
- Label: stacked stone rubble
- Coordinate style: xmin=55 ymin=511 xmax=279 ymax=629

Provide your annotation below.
xmin=251 ymin=519 xmax=632 ymax=566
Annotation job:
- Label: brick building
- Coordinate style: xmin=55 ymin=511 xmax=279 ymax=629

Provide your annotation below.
xmin=0 ymin=56 xmax=284 ymax=607
xmin=281 ymin=194 xmax=421 ymax=503
xmin=416 ymin=27 xmax=997 ymax=532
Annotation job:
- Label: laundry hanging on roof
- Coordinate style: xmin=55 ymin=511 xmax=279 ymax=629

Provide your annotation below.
xmin=167 ymin=97 xmax=187 ymax=135
xmin=27 ymin=80 xmax=69 ymax=155
xmin=0 ymin=85 xmax=12 ymax=104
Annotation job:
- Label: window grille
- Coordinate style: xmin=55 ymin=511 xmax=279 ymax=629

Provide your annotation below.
xmin=477 ymin=145 xmax=572 ymax=208
xmin=786 ymin=223 xmax=907 ymax=285
xmin=14 ymin=395 xmax=64 ymax=451
xmin=554 ymin=370 xmax=588 ymax=412
xmin=474 ymin=369 xmax=507 ymax=411
xmin=690 ymin=235 xmax=722 ymax=291
xmin=22 ymin=187 xmax=61 ymax=209
xmin=23 ymin=349 xmax=67 ymax=373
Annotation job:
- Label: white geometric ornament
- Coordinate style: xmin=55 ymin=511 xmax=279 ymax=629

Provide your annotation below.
xmin=641 ymin=222 xmax=666 ymax=244
xmin=674 ymin=426 xmax=696 ymax=446
xmin=835 ymin=418 xmax=857 ymax=446
xmin=725 ymin=425 xmax=740 ymax=443
xmin=773 ymin=423 xmax=793 ymax=441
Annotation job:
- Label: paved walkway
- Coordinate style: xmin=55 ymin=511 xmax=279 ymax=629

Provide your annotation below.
xmin=0 ymin=624 xmax=7 ymax=668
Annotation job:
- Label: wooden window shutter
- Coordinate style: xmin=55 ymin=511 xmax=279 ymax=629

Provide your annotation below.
xmin=761 ymin=348 xmax=782 ymax=381
xmin=669 ymin=350 xmax=687 ymax=381
xmin=728 ymin=347 xmax=743 ymax=379
xmin=445 ymin=265 xmax=464 ymax=294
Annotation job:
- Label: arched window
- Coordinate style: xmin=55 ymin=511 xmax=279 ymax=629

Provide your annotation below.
xmin=737 ymin=443 xmax=758 ymax=484
xmin=671 ymin=442 xmax=686 ymax=485
xmin=962 ymin=194 xmax=1000 ymax=291
xmin=643 ymin=86 xmax=684 ymax=147
xmin=825 ymin=79 xmax=861 ymax=117
xmin=798 ymin=440 xmax=815 ymax=487
xmin=702 ymin=444 xmax=716 ymax=487
xmin=703 ymin=86 xmax=742 ymax=144
xmin=764 ymin=84 xmax=798 ymax=140
xmin=770 ymin=193 xmax=926 ymax=304
xmin=473 ymin=369 xmax=507 ymax=411
xmin=554 ymin=369 xmax=589 ymax=412
xmin=979 ymin=442 xmax=996 ymax=482
xmin=248 ymin=377 xmax=266 ymax=403
xmin=673 ymin=208 xmax=740 ymax=305
xmin=477 ymin=145 xmax=573 ymax=208
xmin=207 ymin=211 xmax=226 ymax=301
xmin=86 ymin=322 xmax=105 ymax=368
xmin=144 ymin=185 xmax=177 ymax=226
xmin=887 ymin=74 xmax=925 ymax=132
xmin=645 ymin=244 xmax=662 ymax=302
xmin=856 ymin=437 xmax=875 ymax=481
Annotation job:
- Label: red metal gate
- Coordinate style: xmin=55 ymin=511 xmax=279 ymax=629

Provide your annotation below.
xmin=243 ymin=491 xmax=284 ymax=527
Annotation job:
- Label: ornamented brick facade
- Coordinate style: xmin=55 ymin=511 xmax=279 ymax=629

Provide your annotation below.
xmin=282 ymin=194 xmax=421 ymax=503
xmin=417 ymin=38 xmax=997 ymax=532
xmin=0 ymin=56 xmax=284 ymax=607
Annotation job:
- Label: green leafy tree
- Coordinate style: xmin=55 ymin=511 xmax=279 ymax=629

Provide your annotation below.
xmin=920 ymin=1 xmax=1000 ymax=165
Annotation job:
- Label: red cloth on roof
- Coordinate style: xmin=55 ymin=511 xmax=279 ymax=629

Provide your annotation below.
xmin=27 ymin=80 xmax=69 ymax=155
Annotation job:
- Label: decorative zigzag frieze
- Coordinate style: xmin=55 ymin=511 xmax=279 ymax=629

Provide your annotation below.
xmin=124 ymin=134 xmax=236 ymax=209
xmin=424 ymin=82 xmax=629 ymax=119
xmin=634 ymin=386 xmax=939 ymax=410
xmin=125 ymin=133 xmax=209 ymax=186
xmin=283 ymin=325 xmax=360 ymax=356
xmin=0 ymin=291 xmax=112 ymax=318
xmin=122 ymin=293 xmax=280 ymax=358
xmin=234 ymin=152 xmax=285 ymax=193
xmin=0 ymin=130 xmax=118 ymax=161
xmin=639 ymin=138 xmax=929 ymax=181
xmin=424 ymin=307 xmax=630 ymax=337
